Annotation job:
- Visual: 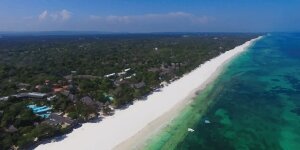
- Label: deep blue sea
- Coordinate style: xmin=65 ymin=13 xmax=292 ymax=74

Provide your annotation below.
xmin=145 ymin=33 xmax=300 ymax=150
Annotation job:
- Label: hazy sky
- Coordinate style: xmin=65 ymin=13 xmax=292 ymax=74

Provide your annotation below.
xmin=0 ymin=0 xmax=299 ymax=32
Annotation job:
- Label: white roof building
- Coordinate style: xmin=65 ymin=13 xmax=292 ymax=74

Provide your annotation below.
xmin=124 ymin=68 xmax=131 ymax=72
xmin=117 ymin=71 xmax=126 ymax=76
xmin=104 ymin=73 xmax=116 ymax=78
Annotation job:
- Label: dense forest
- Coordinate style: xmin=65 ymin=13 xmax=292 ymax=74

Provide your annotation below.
xmin=0 ymin=33 xmax=260 ymax=149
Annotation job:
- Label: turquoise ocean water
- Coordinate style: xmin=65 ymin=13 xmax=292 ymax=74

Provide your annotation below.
xmin=145 ymin=33 xmax=300 ymax=150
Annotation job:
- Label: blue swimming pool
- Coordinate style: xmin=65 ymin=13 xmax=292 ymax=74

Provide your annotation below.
xmin=27 ymin=104 xmax=52 ymax=118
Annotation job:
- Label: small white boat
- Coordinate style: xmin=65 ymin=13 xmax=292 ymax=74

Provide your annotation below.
xmin=187 ymin=128 xmax=194 ymax=132
xmin=204 ymin=119 xmax=211 ymax=124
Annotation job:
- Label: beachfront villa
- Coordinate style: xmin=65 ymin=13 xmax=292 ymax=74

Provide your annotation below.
xmin=44 ymin=114 xmax=76 ymax=128
xmin=27 ymin=104 xmax=76 ymax=127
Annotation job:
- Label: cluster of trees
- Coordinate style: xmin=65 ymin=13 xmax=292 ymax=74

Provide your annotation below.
xmin=0 ymin=98 xmax=60 ymax=149
xmin=0 ymin=34 xmax=258 ymax=94
xmin=76 ymin=78 xmax=112 ymax=102
xmin=0 ymin=33 xmax=258 ymax=88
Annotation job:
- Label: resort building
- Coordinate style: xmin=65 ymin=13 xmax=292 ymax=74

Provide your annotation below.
xmin=130 ymin=81 xmax=146 ymax=89
xmin=80 ymin=96 xmax=103 ymax=110
xmin=10 ymin=92 xmax=48 ymax=100
xmin=6 ymin=125 xmax=18 ymax=133
xmin=44 ymin=114 xmax=76 ymax=128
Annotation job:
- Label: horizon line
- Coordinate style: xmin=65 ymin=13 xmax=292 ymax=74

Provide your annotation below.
xmin=0 ymin=30 xmax=277 ymax=36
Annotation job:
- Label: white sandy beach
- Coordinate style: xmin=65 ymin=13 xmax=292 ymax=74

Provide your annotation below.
xmin=35 ymin=36 xmax=262 ymax=150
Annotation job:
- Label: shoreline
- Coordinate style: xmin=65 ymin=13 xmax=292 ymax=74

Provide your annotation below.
xmin=114 ymin=36 xmax=263 ymax=150
xmin=35 ymin=36 xmax=262 ymax=150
